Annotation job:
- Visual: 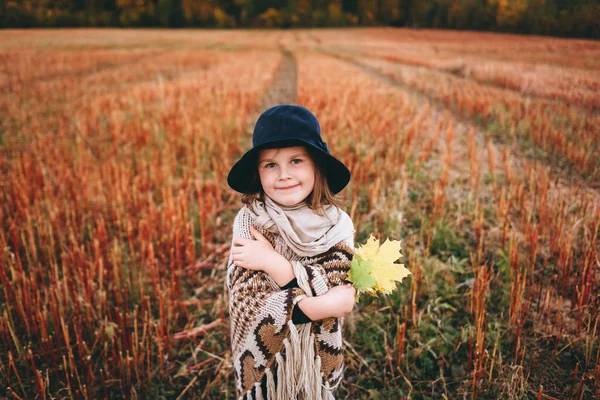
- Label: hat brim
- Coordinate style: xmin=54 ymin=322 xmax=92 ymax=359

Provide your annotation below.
xmin=227 ymin=138 xmax=350 ymax=195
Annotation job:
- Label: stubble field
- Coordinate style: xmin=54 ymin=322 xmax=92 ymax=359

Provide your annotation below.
xmin=0 ymin=28 xmax=599 ymax=399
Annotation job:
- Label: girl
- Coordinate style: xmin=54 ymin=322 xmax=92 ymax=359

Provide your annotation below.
xmin=226 ymin=104 xmax=356 ymax=400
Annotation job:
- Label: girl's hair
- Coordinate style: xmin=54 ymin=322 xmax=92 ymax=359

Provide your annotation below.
xmin=241 ymin=146 xmax=346 ymax=216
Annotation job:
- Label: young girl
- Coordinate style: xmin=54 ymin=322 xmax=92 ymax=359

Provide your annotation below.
xmin=226 ymin=104 xmax=356 ymax=400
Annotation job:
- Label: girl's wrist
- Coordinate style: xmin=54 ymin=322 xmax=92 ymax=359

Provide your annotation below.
xmin=264 ymin=252 xmax=296 ymax=287
xmin=297 ymin=296 xmax=332 ymax=321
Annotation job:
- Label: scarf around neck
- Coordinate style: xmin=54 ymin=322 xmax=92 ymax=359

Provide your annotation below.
xmin=248 ymin=196 xmax=354 ymax=257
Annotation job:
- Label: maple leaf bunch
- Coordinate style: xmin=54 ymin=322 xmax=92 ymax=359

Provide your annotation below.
xmin=348 ymin=235 xmax=411 ymax=299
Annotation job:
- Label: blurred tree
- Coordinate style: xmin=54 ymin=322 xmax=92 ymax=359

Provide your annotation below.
xmin=521 ymin=0 xmax=546 ymax=33
xmin=116 ymin=0 xmax=154 ymax=26
xmin=257 ymin=6 xmax=283 ymax=26
xmin=213 ymin=6 xmax=236 ymax=26
xmin=156 ymin=0 xmax=185 ymax=27
xmin=342 ymin=0 xmax=358 ymax=14
xmin=253 ymin=0 xmax=287 ymax=15
xmin=496 ymin=0 xmax=528 ymax=30
xmin=292 ymin=0 xmax=311 ymax=26
xmin=405 ymin=0 xmax=434 ymax=27
xmin=0 ymin=0 xmax=598 ymax=37
xmin=235 ymin=0 xmax=255 ymax=26
xmin=447 ymin=0 xmax=487 ymax=30
xmin=310 ymin=0 xmax=328 ymax=26
xmin=182 ymin=0 xmax=214 ymax=26
xmin=327 ymin=0 xmax=345 ymax=26
xmin=569 ymin=1 xmax=600 ymax=38
xmin=357 ymin=0 xmax=377 ymax=24
xmin=379 ymin=0 xmax=400 ymax=25
xmin=2 ymin=0 xmax=37 ymax=26
xmin=284 ymin=0 xmax=298 ymax=26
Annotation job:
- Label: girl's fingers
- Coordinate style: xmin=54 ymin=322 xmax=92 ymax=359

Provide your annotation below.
xmin=233 ymin=238 xmax=249 ymax=246
xmin=249 ymin=226 xmax=266 ymax=241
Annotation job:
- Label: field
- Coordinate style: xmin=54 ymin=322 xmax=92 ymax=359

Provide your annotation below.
xmin=0 ymin=28 xmax=599 ymax=399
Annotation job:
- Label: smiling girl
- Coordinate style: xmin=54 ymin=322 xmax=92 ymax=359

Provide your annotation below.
xmin=226 ymin=105 xmax=356 ymax=399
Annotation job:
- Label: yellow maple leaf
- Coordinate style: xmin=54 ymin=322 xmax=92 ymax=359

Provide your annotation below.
xmin=356 ymin=235 xmax=411 ymax=295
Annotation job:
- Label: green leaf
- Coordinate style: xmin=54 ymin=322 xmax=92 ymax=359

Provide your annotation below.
xmin=349 ymin=256 xmax=377 ymax=292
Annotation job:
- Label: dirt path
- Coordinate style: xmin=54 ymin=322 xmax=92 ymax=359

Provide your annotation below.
xmin=240 ymin=44 xmax=298 ymax=144
xmin=259 ymin=45 xmax=298 ymax=109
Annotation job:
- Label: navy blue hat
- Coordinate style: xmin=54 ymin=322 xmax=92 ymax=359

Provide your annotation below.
xmin=227 ymin=104 xmax=351 ymax=194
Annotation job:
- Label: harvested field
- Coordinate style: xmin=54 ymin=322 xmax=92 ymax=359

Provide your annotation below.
xmin=1 ymin=28 xmax=598 ymax=399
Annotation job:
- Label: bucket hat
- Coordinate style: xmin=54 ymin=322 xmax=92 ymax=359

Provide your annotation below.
xmin=227 ymin=104 xmax=350 ymax=194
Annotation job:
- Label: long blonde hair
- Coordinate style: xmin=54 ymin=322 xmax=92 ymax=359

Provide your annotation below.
xmin=241 ymin=146 xmax=346 ymax=216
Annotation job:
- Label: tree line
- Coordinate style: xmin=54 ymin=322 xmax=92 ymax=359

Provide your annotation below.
xmin=2 ymin=0 xmax=599 ymax=39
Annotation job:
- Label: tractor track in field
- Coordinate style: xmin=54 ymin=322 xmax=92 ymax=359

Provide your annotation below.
xmin=356 ymin=50 xmax=600 ymax=113
xmin=317 ymin=48 xmax=600 ymax=195
xmin=260 ymin=44 xmax=298 ymax=109
xmin=241 ymin=44 xmax=298 ymax=140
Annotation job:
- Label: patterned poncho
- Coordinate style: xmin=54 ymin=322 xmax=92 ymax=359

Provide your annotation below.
xmin=226 ymin=206 xmax=355 ymax=400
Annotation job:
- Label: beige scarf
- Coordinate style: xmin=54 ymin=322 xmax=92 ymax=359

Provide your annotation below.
xmin=248 ymin=196 xmax=355 ymax=257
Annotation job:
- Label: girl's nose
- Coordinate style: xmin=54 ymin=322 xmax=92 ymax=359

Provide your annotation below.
xmin=278 ymin=166 xmax=291 ymax=179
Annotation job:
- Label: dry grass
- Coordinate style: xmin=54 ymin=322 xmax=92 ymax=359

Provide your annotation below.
xmin=1 ymin=28 xmax=598 ymax=399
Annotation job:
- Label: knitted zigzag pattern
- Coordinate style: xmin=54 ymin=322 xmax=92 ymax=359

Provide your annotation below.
xmin=226 ymin=206 xmax=354 ymax=400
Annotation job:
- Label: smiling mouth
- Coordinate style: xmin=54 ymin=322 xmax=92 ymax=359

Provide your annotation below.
xmin=278 ymin=184 xmax=299 ymax=190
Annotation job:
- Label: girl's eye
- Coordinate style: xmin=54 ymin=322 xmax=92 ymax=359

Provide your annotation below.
xmin=264 ymin=159 xmax=301 ymax=168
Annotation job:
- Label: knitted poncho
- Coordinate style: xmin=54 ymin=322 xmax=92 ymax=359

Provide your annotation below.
xmin=226 ymin=206 xmax=355 ymax=400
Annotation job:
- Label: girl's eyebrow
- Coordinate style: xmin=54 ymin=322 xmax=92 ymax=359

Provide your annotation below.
xmin=259 ymin=153 xmax=306 ymax=163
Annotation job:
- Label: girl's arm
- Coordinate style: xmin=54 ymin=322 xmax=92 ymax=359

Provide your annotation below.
xmin=299 ymin=238 xmax=356 ymax=321
xmin=262 ymin=254 xmax=296 ymax=287
xmin=230 ymin=225 xmax=298 ymax=286
xmin=287 ymin=238 xmax=356 ymax=321
xmin=296 ymin=284 xmax=356 ymax=320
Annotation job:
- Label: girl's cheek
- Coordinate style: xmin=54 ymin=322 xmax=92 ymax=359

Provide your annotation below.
xmin=263 ymin=170 xmax=274 ymax=179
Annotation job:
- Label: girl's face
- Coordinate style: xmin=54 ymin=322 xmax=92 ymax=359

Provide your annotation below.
xmin=258 ymin=146 xmax=316 ymax=207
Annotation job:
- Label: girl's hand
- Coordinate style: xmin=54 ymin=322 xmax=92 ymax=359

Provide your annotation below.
xmin=231 ymin=226 xmax=279 ymax=272
xmin=321 ymin=284 xmax=356 ymax=318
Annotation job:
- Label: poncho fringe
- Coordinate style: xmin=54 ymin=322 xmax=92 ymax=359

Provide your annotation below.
xmin=240 ymin=319 xmax=340 ymax=400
